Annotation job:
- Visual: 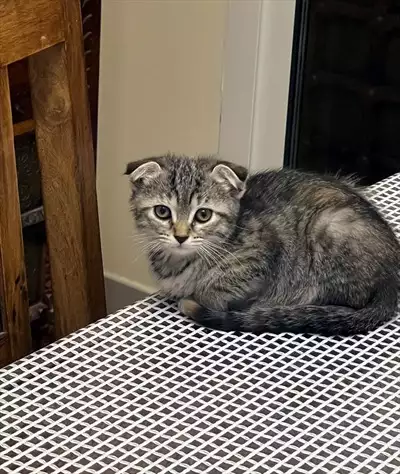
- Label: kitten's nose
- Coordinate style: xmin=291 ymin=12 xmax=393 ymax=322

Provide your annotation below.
xmin=175 ymin=235 xmax=188 ymax=245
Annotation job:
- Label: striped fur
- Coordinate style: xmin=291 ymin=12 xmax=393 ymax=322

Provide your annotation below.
xmin=126 ymin=154 xmax=400 ymax=336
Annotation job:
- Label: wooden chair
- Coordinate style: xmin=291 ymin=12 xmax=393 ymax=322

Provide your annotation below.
xmin=0 ymin=0 xmax=106 ymax=367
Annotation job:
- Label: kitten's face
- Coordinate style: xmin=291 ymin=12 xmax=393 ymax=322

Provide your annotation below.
xmin=127 ymin=155 xmax=247 ymax=258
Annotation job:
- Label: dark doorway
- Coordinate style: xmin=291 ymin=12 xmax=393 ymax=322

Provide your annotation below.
xmin=285 ymin=0 xmax=400 ymax=184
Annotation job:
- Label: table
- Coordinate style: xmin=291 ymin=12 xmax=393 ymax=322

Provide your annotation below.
xmin=1 ymin=174 xmax=400 ymax=474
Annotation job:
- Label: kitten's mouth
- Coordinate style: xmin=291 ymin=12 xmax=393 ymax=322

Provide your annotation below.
xmin=172 ymin=244 xmax=195 ymax=253
xmin=168 ymin=242 xmax=198 ymax=257
xmin=154 ymin=236 xmax=199 ymax=256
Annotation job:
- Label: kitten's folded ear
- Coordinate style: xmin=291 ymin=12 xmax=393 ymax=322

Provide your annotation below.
xmin=125 ymin=157 xmax=164 ymax=185
xmin=211 ymin=161 xmax=248 ymax=195
xmin=214 ymin=160 xmax=248 ymax=182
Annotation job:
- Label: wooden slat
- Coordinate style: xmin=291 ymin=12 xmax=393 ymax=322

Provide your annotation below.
xmin=0 ymin=0 xmax=64 ymax=66
xmin=0 ymin=67 xmax=32 ymax=362
xmin=80 ymin=0 xmax=102 ymax=156
xmin=13 ymin=119 xmax=35 ymax=137
xmin=60 ymin=0 xmax=106 ymax=323
xmin=29 ymin=44 xmax=94 ymax=338
xmin=0 ymin=333 xmax=11 ymax=368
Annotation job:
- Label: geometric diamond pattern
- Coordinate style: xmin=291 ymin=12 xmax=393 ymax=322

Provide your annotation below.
xmin=1 ymin=174 xmax=400 ymax=474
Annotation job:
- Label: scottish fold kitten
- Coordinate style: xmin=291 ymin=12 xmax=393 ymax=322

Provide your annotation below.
xmin=126 ymin=154 xmax=399 ymax=336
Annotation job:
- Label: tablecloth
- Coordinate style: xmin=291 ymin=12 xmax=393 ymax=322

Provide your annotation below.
xmin=1 ymin=174 xmax=400 ymax=474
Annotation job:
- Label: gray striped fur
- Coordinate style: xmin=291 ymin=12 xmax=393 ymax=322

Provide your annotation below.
xmin=126 ymin=154 xmax=400 ymax=336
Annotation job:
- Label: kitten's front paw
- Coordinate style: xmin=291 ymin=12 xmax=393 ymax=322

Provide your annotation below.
xmin=178 ymin=299 xmax=201 ymax=319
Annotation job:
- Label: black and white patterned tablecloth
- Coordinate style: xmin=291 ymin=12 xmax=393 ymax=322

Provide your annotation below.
xmin=1 ymin=174 xmax=400 ymax=474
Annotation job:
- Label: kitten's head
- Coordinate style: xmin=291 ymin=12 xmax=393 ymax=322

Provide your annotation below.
xmin=125 ymin=154 xmax=247 ymax=257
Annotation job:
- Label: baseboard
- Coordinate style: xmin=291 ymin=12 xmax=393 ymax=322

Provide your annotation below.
xmin=104 ymin=271 xmax=157 ymax=314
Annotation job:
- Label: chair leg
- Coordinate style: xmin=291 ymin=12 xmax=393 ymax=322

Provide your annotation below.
xmin=0 ymin=67 xmax=31 ymax=361
xmin=29 ymin=44 xmax=94 ymax=338
xmin=61 ymin=0 xmax=106 ymax=323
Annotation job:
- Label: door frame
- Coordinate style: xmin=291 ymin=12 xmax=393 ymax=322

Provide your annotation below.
xmin=218 ymin=0 xmax=296 ymax=171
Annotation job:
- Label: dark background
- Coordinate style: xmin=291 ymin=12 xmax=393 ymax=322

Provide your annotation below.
xmin=285 ymin=0 xmax=400 ymax=184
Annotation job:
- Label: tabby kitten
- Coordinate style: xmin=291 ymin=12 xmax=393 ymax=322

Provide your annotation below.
xmin=126 ymin=154 xmax=400 ymax=336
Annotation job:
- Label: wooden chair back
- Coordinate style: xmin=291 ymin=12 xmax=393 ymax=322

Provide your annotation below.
xmin=0 ymin=0 xmax=106 ymax=366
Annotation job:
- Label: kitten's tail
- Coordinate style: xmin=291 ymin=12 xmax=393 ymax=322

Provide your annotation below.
xmin=186 ymin=284 xmax=399 ymax=337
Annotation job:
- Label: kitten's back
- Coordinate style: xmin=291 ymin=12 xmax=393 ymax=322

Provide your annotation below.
xmin=188 ymin=168 xmax=400 ymax=336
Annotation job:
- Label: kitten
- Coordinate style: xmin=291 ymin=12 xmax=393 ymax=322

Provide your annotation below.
xmin=126 ymin=154 xmax=400 ymax=336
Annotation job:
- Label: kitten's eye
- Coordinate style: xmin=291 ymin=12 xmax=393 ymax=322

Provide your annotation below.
xmin=194 ymin=208 xmax=213 ymax=223
xmin=154 ymin=205 xmax=171 ymax=220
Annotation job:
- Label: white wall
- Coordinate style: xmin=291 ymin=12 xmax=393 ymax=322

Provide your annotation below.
xmin=97 ymin=0 xmax=228 ymax=294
